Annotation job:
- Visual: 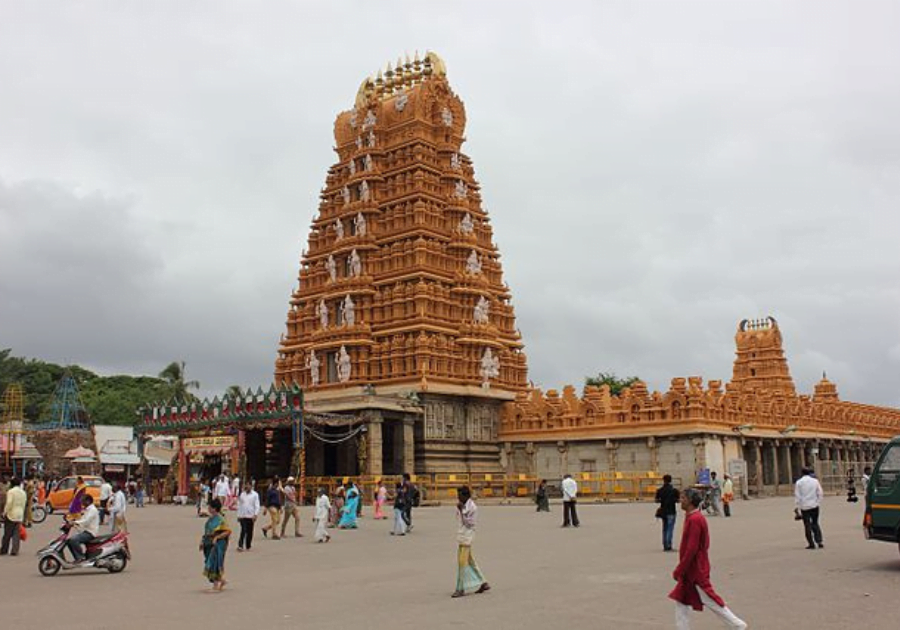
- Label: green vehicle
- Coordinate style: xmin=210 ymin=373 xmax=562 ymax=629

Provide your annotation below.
xmin=864 ymin=436 xmax=900 ymax=552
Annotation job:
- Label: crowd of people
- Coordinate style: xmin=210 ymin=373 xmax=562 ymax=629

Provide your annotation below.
xmin=0 ymin=463 xmax=864 ymax=622
xmin=192 ymin=472 xmax=427 ymax=592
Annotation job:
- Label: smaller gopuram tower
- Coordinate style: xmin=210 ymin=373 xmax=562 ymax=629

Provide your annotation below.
xmin=731 ymin=317 xmax=796 ymax=394
xmin=275 ymin=52 xmax=528 ymax=475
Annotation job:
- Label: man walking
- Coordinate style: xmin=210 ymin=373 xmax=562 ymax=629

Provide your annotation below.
xmin=709 ymin=472 xmax=722 ymax=517
xmin=236 ymin=481 xmax=260 ymax=551
xmin=670 ymin=488 xmax=747 ymax=629
xmin=402 ymin=473 xmax=419 ymax=532
xmin=722 ymin=475 xmax=734 ymax=518
xmin=262 ymin=477 xmax=283 ymax=540
xmin=1 ymin=477 xmax=27 ymax=556
xmin=561 ymin=474 xmax=579 ymax=528
xmin=655 ymin=474 xmax=680 ymax=551
xmin=109 ymin=483 xmax=128 ymax=533
xmin=280 ymin=477 xmax=302 ymax=538
xmin=99 ymin=479 xmax=113 ymax=525
xmin=795 ymin=467 xmax=824 ymax=549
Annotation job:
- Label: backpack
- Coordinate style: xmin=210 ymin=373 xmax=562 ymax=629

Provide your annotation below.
xmin=411 ymin=484 xmax=421 ymax=507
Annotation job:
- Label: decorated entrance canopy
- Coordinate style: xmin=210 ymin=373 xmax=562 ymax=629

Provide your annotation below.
xmin=135 ymin=383 xmax=304 ymax=437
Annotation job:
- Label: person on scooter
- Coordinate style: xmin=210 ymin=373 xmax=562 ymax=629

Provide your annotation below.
xmin=67 ymin=494 xmax=100 ymax=563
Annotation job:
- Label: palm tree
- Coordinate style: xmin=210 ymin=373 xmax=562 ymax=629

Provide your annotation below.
xmin=225 ymin=385 xmax=243 ymax=400
xmin=158 ymin=361 xmax=200 ymax=401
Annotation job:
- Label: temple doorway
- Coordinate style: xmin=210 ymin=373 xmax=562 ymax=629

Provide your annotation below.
xmin=245 ymin=428 xmax=293 ymax=483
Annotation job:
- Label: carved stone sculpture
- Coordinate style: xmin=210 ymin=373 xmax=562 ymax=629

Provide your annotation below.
xmin=459 ymin=213 xmax=474 ymax=235
xmin=306 ymin=350 xmax=321 ymax=386
xmin=326 ymin=254 xmax=337 ymax=282
xmin=466 ymin=250 xmax=482 ymax=275
xmin=337 ymin=345 xmax=352 ymax=383
xmin=334 ymin=219 xmax=345 ymax=240
xmin=354 ymin=212 xmax=367 ymax=236
xmin=317 ymin=299 xmax=329 ymax=329
xmin=343 ymin=295 xmax=356 ymax=326
xmin=349 ymin=249 xmax=362 ymax=277
xmin=474 ymin=296 xmax=490 ymax=324
xmin=480 ymin=347 xmax=500 ymax=389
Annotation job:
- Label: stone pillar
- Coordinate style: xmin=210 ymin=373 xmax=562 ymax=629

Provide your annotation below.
xmin=178 ymin=445 xmax=189 ymax=497
xmin=402 ymin=416 xmax=415 ymax=474
xmin=648 ymin=437 xmax=658 ymax=472
xmin=364 ymin=411 xmax=384 ymax=477
xmin=605 ymin=439 xmax=618 ymax=473
xmin=772 ymin=442 xmax=780 ymax=494
xmin=753 ymin=440 xmax=763 ymax=496
xmin=783 ymin=442 xmax=794 ymax=486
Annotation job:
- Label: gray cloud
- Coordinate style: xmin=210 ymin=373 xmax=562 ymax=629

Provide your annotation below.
xmin=1 ymin=1 xmax=898 ymax=407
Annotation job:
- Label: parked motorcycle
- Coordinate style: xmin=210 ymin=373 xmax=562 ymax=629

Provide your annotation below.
xmin=31 ymin=497 xmax=47 ymax=525
xmin=36 ymin=521 xmax=130 ymax=577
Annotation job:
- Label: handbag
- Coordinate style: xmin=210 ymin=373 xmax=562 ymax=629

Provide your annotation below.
xmin=655 ymin=507 xmax=664 ymax=519
xmin=19 ymin=523 xmax=28 ymax=542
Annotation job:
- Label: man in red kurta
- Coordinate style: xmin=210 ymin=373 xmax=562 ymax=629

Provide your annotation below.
xmin=669 ymin=488 xmax=747 ymax=629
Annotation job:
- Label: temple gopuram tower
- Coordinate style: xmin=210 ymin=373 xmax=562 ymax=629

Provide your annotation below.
xmin=731 ymin=317 xmax=796 ymax=394
xmin=276 ymin=52 xmax=528 ymax=475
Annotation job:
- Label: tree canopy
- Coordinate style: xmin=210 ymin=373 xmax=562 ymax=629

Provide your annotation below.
xmin=0 ymin=349 xmax=184 ymax=426
xmin=584 ymin=372 xmax=642 ymax=396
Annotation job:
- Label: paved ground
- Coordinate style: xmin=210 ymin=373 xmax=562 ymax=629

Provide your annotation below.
xmin=1 ymin=495 xmax=898 ymax=629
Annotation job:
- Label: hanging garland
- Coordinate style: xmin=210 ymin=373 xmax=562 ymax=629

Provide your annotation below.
xmin=304 ymin=424 xmax=364 ymax=444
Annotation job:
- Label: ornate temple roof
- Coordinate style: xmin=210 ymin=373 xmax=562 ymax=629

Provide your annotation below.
xmin=275 ymin=53 xmax=528 ymax=399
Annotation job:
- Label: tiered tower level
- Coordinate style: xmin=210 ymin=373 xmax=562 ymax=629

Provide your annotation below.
xmin=276 ymin=52 xmax=527 ymax=399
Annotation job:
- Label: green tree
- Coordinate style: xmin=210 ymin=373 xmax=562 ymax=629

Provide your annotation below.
xmin=225 ymin=385 xmax=243 ymax=399
xmin=158 ymin=361 xmax=200 ymax=402
xmin=585 ymin=372 xmax=641 ymax=396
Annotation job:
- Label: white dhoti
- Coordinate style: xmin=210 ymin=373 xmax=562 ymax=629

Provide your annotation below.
xmin=314 ymin=518 xmax=330 ymax=542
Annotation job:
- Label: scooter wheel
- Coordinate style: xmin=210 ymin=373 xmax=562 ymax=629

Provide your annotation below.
xmin=38 ymin=556 xmax=61 ymax=577
xmin=107 ymin=553 xmax=128 ymax=573
xmin=32 ymin=506 xmax=47 ymax=524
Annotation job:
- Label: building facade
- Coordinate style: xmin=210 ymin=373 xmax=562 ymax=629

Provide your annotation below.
xmin=499 ymin=318 xmax=900 ymax=494
xmin=274 ymin=52 xmax=528 ymax=475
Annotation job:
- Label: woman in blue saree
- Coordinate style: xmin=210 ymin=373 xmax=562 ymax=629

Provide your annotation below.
xmin=338 ymin=481 xmax=360 ymax=529
xmin=200 ymin=498 xmax=232 ymax=592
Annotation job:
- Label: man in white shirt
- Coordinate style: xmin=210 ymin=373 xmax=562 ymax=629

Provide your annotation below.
xmin=99 ymin=480 xmax=113 ymax=525
xmin=236 ymin=482 xmax=261 ymax=551
xmin=108 ymin=484 xmax=128 ymax=533
xmin=214 ymin=475 xmax=230 ymax=505
xmin=794 ymin=467 xmax=824 ymax=549
xmin=67 ymin=495 xmax=100 ymax=562
xmin=561 ymin=474 xmax=580 ymax=528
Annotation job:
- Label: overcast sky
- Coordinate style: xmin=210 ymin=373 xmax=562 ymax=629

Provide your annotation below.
xmin=1 ymin=1 xmax=898 ymax=408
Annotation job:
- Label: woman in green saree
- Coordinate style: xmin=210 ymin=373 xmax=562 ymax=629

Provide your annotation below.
xmin=200 ymin=498 xmax=232 ymax=592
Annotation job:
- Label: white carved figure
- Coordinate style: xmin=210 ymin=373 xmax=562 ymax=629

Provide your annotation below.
xmin=479 ymin=347 xmax=500 ymax=389
xmin=354 ymin=212 xmax=367 ymax=236
xmin=341 ymin=186 xmax=350 ymax=206
xmin=306 ymin=350 xmax=321 ymax=387
xmin=466 ymin=250 xmax=482 ymax=274
xmin=360 ymin=180 xmax=370 ymax=202
xmin=348 ymin=158 xmax=356 ymax=175
xmin=317 ymin=299 xmax=329 ymax=329
xmin=363 ymin=154 xmax=373 ymax=171
xmin=363 ymin=110 xmax=377 ymax=129
xmin=450 ymin=152 xmax=461 ymax=170
xmin=356 ymin=136 xmax=363 ymax=150
xmin=367 ymin=130 xmax=376 ymax=147
xmin=334 ymin=219 xmax=345 ymax=240
xmin=473 ymin=296 xmax=490 ymax=324
xmin=325 ymin=254 xmax=337 ymax=282
xmin=337 ymin=345 xmax=352 ymax=383
xmin=441 ymin=106 xmax=453 ymax=127
xmin=454 ymin=180 xmax=467 ymax=199
xmin=349 ymin=107 xmax=358 ymax=128
xmin=349 ymin=249 xmax=362 ymax=277
xmin=343 ymin=295 xmax=356 ymax=326
xmin=459 ymin=213 xmax=474 ymax=235
xmin=395 ymin=93 xmax=408 ymax=112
